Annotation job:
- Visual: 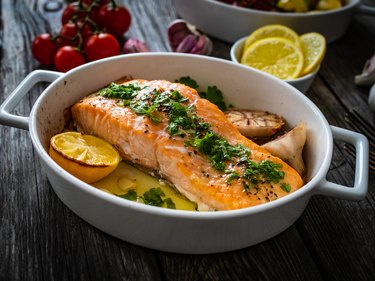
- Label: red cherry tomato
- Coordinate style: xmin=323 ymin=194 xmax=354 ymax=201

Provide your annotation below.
xmin=54 ymin=46 xmax=86 ymax=72
xmin=32 ymin=33 xmax=58 ymax=65
xmin=96 ymin=4 xmax=131 ymax=37
xmin=61 ymin=2 xmax=92 ymax=24
xmin=76 ymin=21 xmax=94 ymax=44
xmin=57 ymin=22 xmax=80 ymax=47
xmin=84 ymin=33 xmax=120 ymax=61
xmin=57 ymin=22 xmax=94 ymax=47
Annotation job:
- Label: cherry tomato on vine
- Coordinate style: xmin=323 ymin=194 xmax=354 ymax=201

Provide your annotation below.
xmin=84 ymin=33 xmax=120 ymax=61
xmin=57 ymin=21 xmax=94 ymax=47
xmin=96 ymin=4 xmax=131 ymax=37
xmin=57 ymin=22 xmax=80 ymax=47
xmin=76 ymin=21 xmax=94 ymax=43
xmin=54 ymin=46 xmax=86 ymax=72
xmin=61 ymin=2 xmax=93 ymax=24
xmin=32 ymin=33 xmax=58 ymax=65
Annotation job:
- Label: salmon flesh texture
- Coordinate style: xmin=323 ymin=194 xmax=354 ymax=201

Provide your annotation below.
xmin=71 ymin=79 xmax=304 ymax=211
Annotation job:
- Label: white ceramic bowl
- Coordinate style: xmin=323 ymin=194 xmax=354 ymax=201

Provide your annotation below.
xmin=173 ymin=0 xmax=375 ymax=43
xmin=230 ymin=37 xmax=318 ymax=93
xmin=0 ymin=53 xmax=369 ymax=254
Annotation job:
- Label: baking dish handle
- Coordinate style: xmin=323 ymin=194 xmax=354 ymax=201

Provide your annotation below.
xmin=357 ymin=4 xmax=375 ymax=16
xmin=314 ymin=126 xmax=369 ymax=201
xmin=0 ymin=70 xmax=62 ymax=130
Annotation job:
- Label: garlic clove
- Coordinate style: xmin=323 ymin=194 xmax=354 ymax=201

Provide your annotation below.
xmin=262 ymin=123 xmax=307 ymax=177
xmin=168 ymin=20 xmax=191 ymax=51
xmin=191 ymin=35 xmax=213 ymax=56
xmin=355 ymin=53 xmax=375 ymax=86
xmin=167 ymin=19 xmax=212 ymax=56
xmin=123 ymin=38 xmax=150 ymax=54
xmin=175 ymin=34 xmax=199 ymax=53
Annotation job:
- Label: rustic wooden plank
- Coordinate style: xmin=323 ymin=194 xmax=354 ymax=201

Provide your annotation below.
xmin=0 ymin=1 xmax=46 ymax=280
xmin=72 ymin=217 xmax=162 ymax=281
xmin=158 ymin=226 xmax=324 ymax=281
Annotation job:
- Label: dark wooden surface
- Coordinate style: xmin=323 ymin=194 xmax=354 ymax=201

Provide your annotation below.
xmin=1 ymin=0 xmax=375 ymax=280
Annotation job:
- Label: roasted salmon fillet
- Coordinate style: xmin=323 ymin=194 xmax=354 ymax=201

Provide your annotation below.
xmin=71 ymin=79 xmax=304 ymax=210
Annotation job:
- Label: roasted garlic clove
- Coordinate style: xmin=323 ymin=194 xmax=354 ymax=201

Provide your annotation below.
xmin=167 ymin=19 xmax=212 ymax=56
xmin=225 ymin=109 xmax=285 ymax=138
xmin=123 ymin=38 xmax=150 ymax=54
xmin=262 ymin=123 xmax=307 ymax=176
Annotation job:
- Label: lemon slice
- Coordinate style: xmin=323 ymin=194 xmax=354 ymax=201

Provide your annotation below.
xmin=240 ymin=37 xmax=304 ymax=80
xmin=49 ymin=132 xmax=121 ymax=183
xmin=300 ymin=32 xmax=326 ymax=76
xmin=244 ymin=24 xmax=301 ymax=50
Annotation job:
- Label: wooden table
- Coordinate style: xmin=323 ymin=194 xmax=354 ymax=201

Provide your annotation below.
xmin=1 ymin=0 xmax=374 ymax=280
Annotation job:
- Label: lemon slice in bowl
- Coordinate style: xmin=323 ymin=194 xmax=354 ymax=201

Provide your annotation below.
xmin=49 ymin=132 xmax=121 ymax=184
xmin=240 ymin=37 xmax=304 ymax=80
xmin=244 ymin=24 xmax=301 ymax=50
xmin=300 ymin=32 xmax=326 ymax=76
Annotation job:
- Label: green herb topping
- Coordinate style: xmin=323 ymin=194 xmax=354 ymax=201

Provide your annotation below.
xmin=100 ymin=81 xmax=287 ymax=191
xmin=120 ymin=189 xmax=138 ymax=201
xmin=281 ymin=183 xmax=291 ymax=193
xmin=119 ymin=188 xmax=176 ymax=209
xmin=142 ymin=187 xmax=165 ymax=206
xmin=175 ymin=76 xmax=227 ymax=111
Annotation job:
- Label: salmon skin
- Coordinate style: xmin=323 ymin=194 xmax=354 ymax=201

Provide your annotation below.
xmin=71 ymin=79 xmax=304 ymax=211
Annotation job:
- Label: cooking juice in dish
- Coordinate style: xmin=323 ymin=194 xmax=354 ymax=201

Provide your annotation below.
xmin=93 ymin=162 xmax=197 ymax=211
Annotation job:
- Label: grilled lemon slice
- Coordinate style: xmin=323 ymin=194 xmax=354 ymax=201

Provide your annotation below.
xmin=49 ymin=132 xmax=121 ymax=183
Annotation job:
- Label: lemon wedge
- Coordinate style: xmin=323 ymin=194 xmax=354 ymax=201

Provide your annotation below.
xmin=49 ymin=131 xmax=121 ymax=183
xmin=244 ymin=24 xmax=301 ymax=50
xmin=299 ymin=32 xmax=326 ymax=76
xmin=240 ymin=37 xmax=304 ymax=80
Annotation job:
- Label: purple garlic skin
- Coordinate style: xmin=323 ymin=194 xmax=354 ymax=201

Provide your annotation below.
xmin=123 ymin=38 xmax=150 ymax=54
xmin=167 ymin=19 xmax=212 ymax=56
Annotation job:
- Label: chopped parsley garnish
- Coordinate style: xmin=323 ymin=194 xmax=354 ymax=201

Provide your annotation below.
xmin=164 ymin=198 xmax=176 ymax=209
xmin=100 ymin=81 xmax=287 ymax=192
xmin=281 ymin=183 xmax=291 ymax=193
xmin=119 ymin=189 xmax=138 ymax=201
xmin=242 ymin=181 xmax=251 ymax=191
xmin=119 ymin=187 xmax=176 ymax=209
xmin=142 ymin=187 xmax=165 ymax=206
xmin=99 ymin=82 xmax=143 ymax=99
xmin=187 ymin=132 xmax=250 ymax=171
xmin=227 ymin=171 xmax=240 ymax=184
xmin=167 ymin=102 xmax=196 ymax=136
xmin=142 ymin=187 xmax=176 ymax=209
xmin=175 ymin=76 xmax=227 ymax=111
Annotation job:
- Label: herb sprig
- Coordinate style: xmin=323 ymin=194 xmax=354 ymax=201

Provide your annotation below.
xmin=175 ymin=76 xmax=227 ymax=111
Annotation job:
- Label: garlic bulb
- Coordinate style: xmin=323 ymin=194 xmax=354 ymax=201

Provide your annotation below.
xmin=355 ymin=53 xmax=375 ymax=86
xmin=167 ymin=19 xmax=212 ymax=56
xmin=123 ymin=38 xmax=150 ymax=54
